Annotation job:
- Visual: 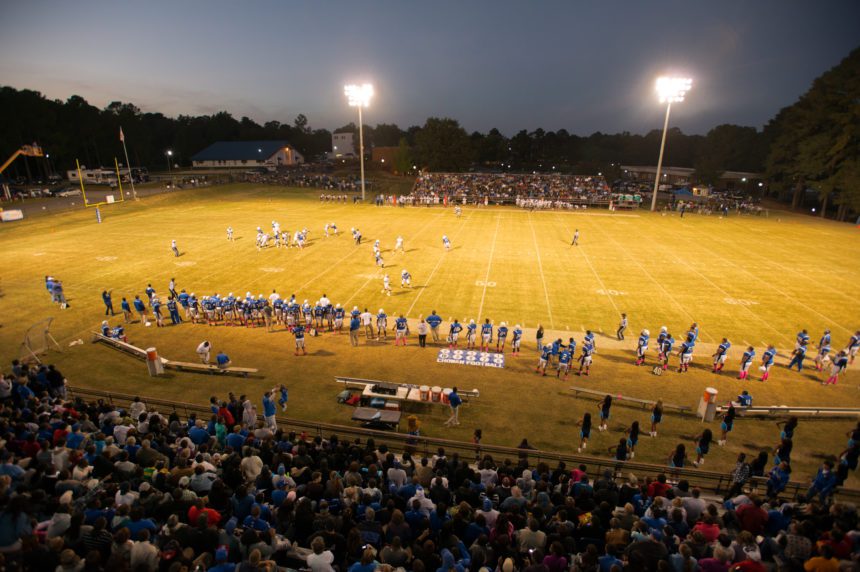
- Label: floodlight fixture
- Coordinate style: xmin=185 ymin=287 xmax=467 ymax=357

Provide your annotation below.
xmin=656 ymin=76 xmax=692 ymax=104
xmin=344 ymin=83 xmax=374 ymax=108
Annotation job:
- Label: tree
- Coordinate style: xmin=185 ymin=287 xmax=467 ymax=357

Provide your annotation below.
xmin=293 ymin=114 xmax=309 ymax=134
xmin=413 ymin=117 xmax=473 ymax=172
xmin=394 ymin=137 xmax=413 ymax=175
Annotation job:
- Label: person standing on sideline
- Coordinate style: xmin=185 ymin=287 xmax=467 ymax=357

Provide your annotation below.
xmin=133 ymin=295 xmax=147 ymax=322
xmin=417 ymin=318 xmax=429 ymax=348
xmin=394 ymin=314 xmax=408 ymax=346
xmin=167 ymin=296 xmax=182 ymax=325
xmin=426 ymin=311 xmax=442 ymax=343
xmin=196 ymin=341 xmax=211 ymax=364
xmin=262 ymin=391 xmax=277 ymax=431
xmin=171 ymin=239 xmax=179 ymax=257
xmin=102 ymin=289 xmax=114 ymax=316
xmin=536 ymin=324 xmax=545 ymax=353
xmin=571 ymin=229 xmax=579 ymax=246
xmin=360 ymin=308 xmax=373 ymax=339
xmin=168 ymin=278 xmax=178 ymax=299
xmin=616 ymin=313 xmax=627 ymax=340
xmin=597 ymin=395 xmax=612 ymax=431
xmin=121 ymin=297 xmax=132 ymax=322
xmin=349 ymin=312 xmax=361 ymax=347
xmin=293 ymin=323 xmax=307 ymax=355
xmin=216 ymin=351 xmax=231 ymax=369
xmin=444 ymin=386 xmax=462 ymax=427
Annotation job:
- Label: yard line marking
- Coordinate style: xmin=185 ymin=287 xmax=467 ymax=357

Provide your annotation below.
xmin=584 ymin=214 xmax=712 ymax=342
xmin=743 ymin=340 xmax=750 ymax=346
xmin=664 ymin=221 xmax=853 ymax=337
xmin=527 ymin=212 xmax=554 ymax=328
xmin=555 ymin=216 xmax=620 ymax=316
xmin=404 ymin=211 xmax=475 ymax=317
xmin=760 ymin=340 xmax=768 ymax=347
xmin=476 ymin=213 xmax=502 ymax=322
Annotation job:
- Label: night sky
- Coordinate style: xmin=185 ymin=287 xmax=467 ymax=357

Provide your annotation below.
xmin=1 ymin=1 xmax=857 ymax=135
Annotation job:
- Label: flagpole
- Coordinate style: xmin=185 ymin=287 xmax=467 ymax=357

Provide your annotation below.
xmin=120 ymin=127 xmax=138 ymax=201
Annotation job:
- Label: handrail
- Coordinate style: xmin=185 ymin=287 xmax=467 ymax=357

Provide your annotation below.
xmin=65 ymin=385 xmax=860 ymax=503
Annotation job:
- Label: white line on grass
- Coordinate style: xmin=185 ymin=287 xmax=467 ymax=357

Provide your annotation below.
xmin=585 ymin=215 xmax=711 ymax=342
xmin=476 ymin=213 xmax=502 ymax=322
xmin=554 ymin=215 xmax=620 ymax=316
xmin=527 ymin=212 xmax=554 ymax=329
xmin=405 ymin=211 xmax=475 ymax=317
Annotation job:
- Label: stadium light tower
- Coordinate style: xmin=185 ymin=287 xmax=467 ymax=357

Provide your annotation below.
xmin=650 ymin=76 xmax=692 ymax=211
xmin=344 ymin=83 xmax=373 ymax=201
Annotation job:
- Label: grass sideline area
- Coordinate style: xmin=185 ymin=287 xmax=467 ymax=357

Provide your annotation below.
xmin=0 ymin=183 xmax=858 ymax=486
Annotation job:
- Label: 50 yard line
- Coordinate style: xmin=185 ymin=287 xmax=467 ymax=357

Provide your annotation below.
xmin=528 ymin=212 xmax=554 ymax=329
xmin=476 ymin=213 xmax=502 ymax=322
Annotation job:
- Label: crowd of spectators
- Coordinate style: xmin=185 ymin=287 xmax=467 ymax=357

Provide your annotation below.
xmin=409 ymin=174 xmax=611 ymax=206
xmin=243 ymin=167 xmax=361 ymax=193
xmin=1 ymin=362 xmax=858 ymax=572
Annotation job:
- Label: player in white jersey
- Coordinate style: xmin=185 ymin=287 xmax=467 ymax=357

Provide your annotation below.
xmin=442 ymin=235 xmax=451 ymax=251
xmin=226 ymin=226 xmax=234 ymax=241
xmin=401 ymin=269 xmax=411 ymax=287
xmin=454 ymin=206 xmax=462 ymax=218
xmin=382 ymin=274 xmax=392 ymax=296
xmin=259 ymin=233 xmax=269 ymax=249
xmin=395 ymin=236 xmax=404 ymax=253
xmin=324 ymin=223 xmax=330 ymax=237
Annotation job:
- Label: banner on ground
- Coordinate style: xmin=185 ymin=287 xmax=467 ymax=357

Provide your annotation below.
xmin=0 ymin=209 xmax=24 ymax=222
xmin=436 ymin=349 xmax=505 ymax=368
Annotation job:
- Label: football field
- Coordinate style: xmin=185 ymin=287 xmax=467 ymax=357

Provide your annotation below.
xmin=1 ymin=184 xmax=858 ymax=483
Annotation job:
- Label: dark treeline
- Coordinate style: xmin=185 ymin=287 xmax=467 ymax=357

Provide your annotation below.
xmin=0 ymin=86 xmax=765 ymax=184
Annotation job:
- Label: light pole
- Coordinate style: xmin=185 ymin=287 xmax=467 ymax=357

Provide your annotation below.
xmin=344 ymin=83 xmax=373 ymax=201
xmin=166 ymin=150 xmax=173 ymax=186
xmin=650 ymin=77 xmax=692 ymax=211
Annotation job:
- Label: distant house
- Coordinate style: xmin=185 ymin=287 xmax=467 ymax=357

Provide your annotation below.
xmin=191 ymin=140 xmax=303 ymax=169
xmin=329 ymin=132 xmax=355 ymax=159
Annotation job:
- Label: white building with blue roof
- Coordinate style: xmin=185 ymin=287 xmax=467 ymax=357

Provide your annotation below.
xmin=191 ymin=140 xmax=303 ymax=169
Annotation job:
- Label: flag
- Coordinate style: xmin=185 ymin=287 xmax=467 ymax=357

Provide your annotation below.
xmin=119 ymin=127 xmax=125 ymax=142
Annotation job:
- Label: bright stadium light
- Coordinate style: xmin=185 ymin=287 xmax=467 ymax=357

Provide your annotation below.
xmin=651 ymin=76 xmax=692 ymax=211
xmin=344 ymin=83 xmax=374 ymax=201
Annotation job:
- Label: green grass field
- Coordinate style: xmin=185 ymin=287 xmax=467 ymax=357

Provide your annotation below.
xmin=1 ymin=184 xmax=858 ymax=485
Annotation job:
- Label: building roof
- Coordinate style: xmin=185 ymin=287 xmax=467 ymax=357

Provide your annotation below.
xmin=191 ymin=140 xmax=294 ymax=162
xmin=621 ymin=165 xmax=761 ymax=180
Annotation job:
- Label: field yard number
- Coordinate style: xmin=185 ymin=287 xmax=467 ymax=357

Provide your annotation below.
xmin=724 ymin=297 xmax=758 ymax=306
xmin=475 ymin=280 xmax=497 ymax=287
xmin=596 ymin=289 xmax=626 ymax=296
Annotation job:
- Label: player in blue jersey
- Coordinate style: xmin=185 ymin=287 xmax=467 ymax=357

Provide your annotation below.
xmin=635 ymin=329 xmax=650 ymax=366
xmin=787 ymin=341 xmax=807 ymax=371
xmin=152 ymin=297 xmax=165 ymax=327
xmin=819 ymin=329 xmax=831 ymax=348
xmin=334 ymin=304 xmax=345 ymax=333
xmin=658 ymin=332 xmax=674 ymax=371
xmin=395 ymin=314 xmax=409 ymax=346
xmin=426 ymin=311 xmax=442 ymax=342
xmin=712 ymin=338 xmax=731 ymax=373
xmin=577 ymin=340 xmax=594 ymax=376
xmin=536 ymin=344 xmax=552 ymax=376
xmin=687 ymin=323 xmax=699 ymax=343
xmin=480 ymin=319 xmax=493 ymax=352
xmin=796 ymin=329 xmax=810 ymax=351
xmin=677 ymin=339 xmax=694 ymax=373
xmin=511 ymin=325 xmax=523 ymax=356
xmin=584 ymin=330 xmax=596 ymax=350
xmin=814 ymin=342 xmax=831 ymax=372
xmin=847 ymin=331 xmax=860 ymax=364
xmin=293 ymin=324 xmax=307 ymax=355
xmin=738 ymin=346 xmax=756 ymax=380
xmin=167 ymin=296 xmax=182 ymax=325
xmin=178 ymin=289 xmax=190 ymax=319
xmin=826 ymin=350 xmax=849 ymax=386
xmin=313 ymin=301 xmax=324 ymax=329
xmin=442 ymin=235 xmax=451 ymax=251
xmin=466 ymin=319 xmax=477 ymax=349
xmin=448 ymin=319 xmax=463 ymax=348
xmin=496 ymin=322 xmax=509 ymax=353
xmin=557 ymin=345 xmax=572 ymax=379
xmin=760 ymin=345 xmax=776 ymax=381
xmin=145 ymin=284 xmax=156 ymax=306
xmin=375 ymin=309 xmax=388 ymax=340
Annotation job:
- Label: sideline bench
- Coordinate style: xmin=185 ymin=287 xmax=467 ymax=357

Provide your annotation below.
xmin=166 ymin=360 xmax=258 ymax=378
xmin=716 ymin=405 xmax=860 ymax=419
xmin=569 ymin=385 xmax=691 ymax=413
xmin=335 ymin=376 xmax=480 ymax=398
xmin=91 ymin=332 xmax=166 ymax=363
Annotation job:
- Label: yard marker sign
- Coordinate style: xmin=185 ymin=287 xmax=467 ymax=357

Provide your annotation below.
xmin=437 ymin=349 xmax=505 ymax=368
